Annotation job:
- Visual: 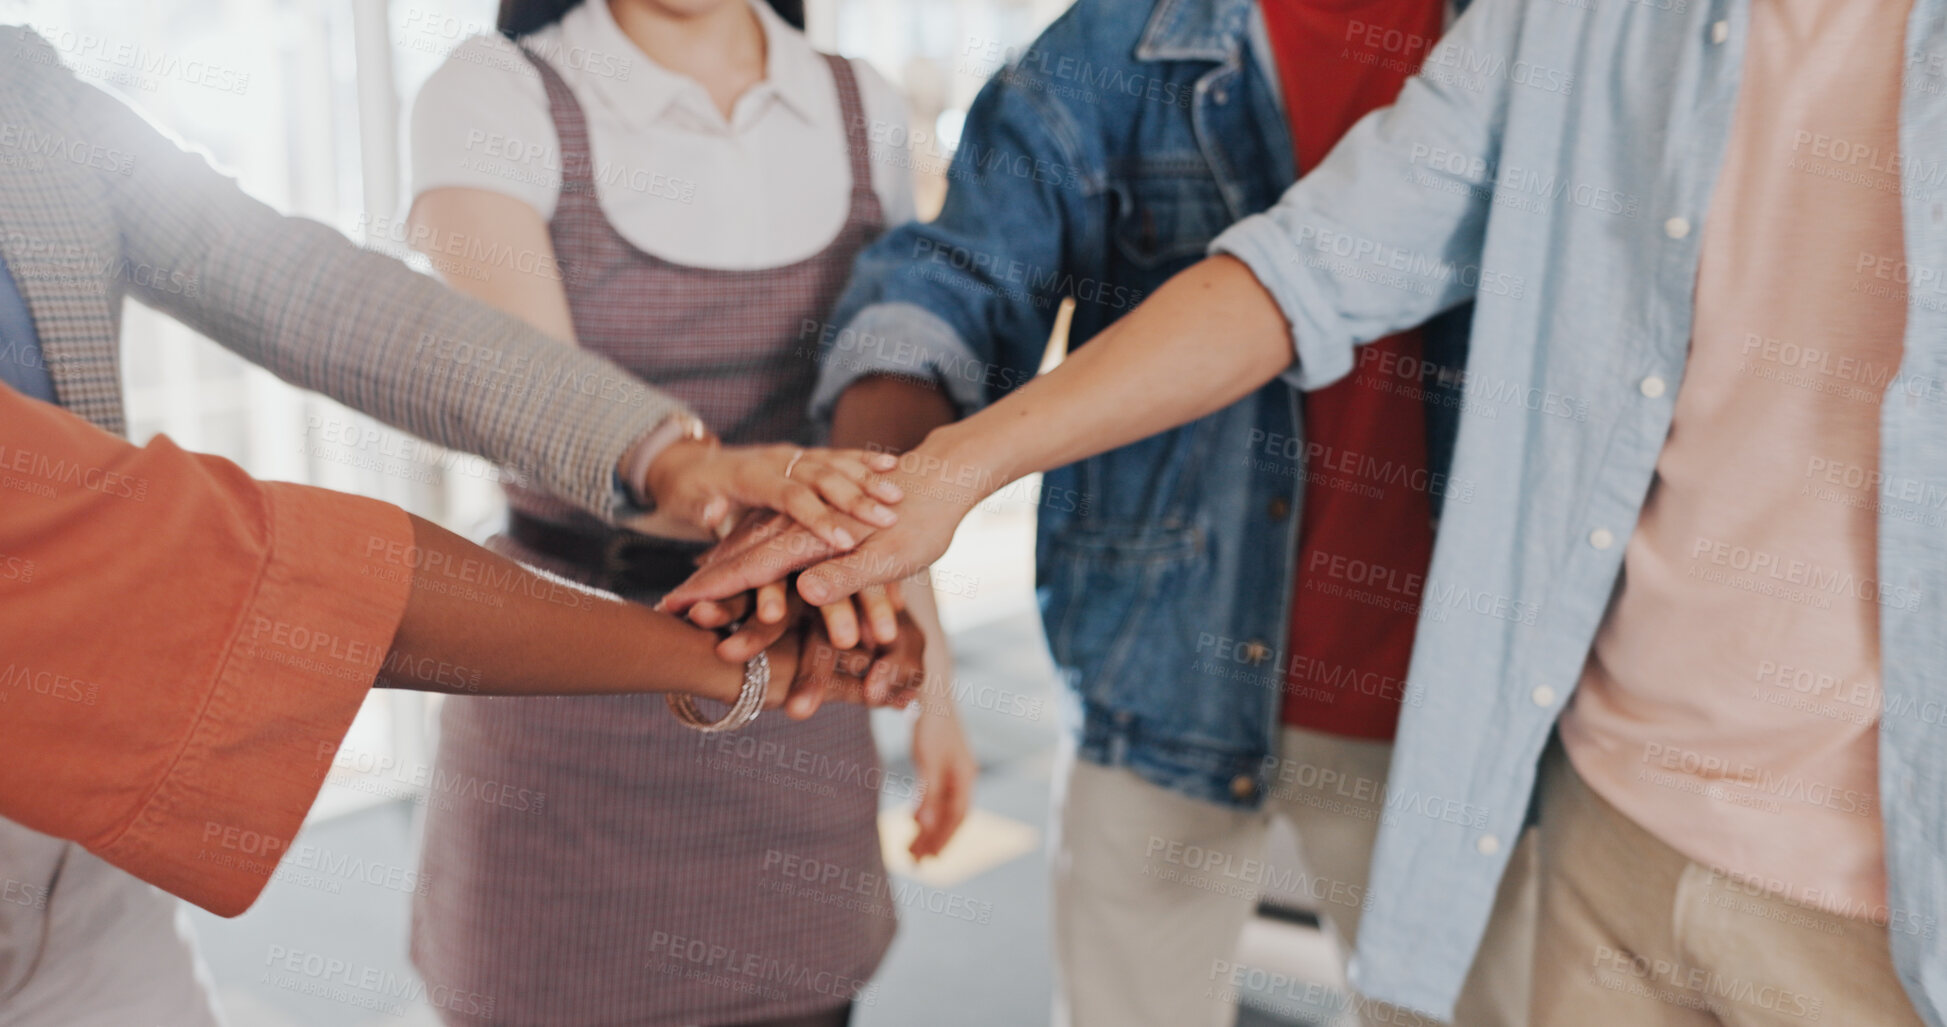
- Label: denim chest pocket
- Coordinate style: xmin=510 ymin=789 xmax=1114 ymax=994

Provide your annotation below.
xmin=1109 ymin=163 xmax=1232 ymax=270
xmin=1046 ymin=524 xmax=1209 ymax=694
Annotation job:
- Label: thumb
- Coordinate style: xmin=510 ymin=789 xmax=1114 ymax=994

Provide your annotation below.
xmin=796 ymin=536 xmax=909 ymax=607
xmin=662 ymin=539 xmax=822 ymax=613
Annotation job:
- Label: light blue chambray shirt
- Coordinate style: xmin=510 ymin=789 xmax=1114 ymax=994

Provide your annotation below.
xmin=1213 ymin=0 xmax=1947 ymax=1019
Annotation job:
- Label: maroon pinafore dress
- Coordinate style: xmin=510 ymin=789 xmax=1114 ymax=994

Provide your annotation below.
xmin=410 ymin=49 xmax=895 ymax=1026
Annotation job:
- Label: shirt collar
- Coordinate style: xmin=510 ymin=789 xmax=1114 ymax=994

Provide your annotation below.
xmin=558 ymin=0 xmax=824 ymax=134
xmin=1136 ymin=0 xmax=1257 ymax=62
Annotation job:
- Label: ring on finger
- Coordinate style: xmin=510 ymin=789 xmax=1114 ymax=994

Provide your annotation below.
xmin=783 ymin=448 xmax=805 ymax=479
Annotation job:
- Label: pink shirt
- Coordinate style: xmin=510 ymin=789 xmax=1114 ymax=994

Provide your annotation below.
xmin=1560 ymin=0 xmax=1911 ymax=919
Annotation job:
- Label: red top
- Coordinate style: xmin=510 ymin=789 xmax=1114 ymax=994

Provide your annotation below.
xmin=1263 ymin=0 xmax=1444 ymax=740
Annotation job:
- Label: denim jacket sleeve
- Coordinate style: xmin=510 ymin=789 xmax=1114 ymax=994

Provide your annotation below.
xmin=810 ymin=60 xmax=1096 ymax=421
xmin=1210 ymin=0 xmax=1521 ymax=392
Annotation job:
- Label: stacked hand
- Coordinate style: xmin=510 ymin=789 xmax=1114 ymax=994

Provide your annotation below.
xmin=659 ymin=447 xmax=989 ymax=615
xmin=700 ymin=573 xmax=927 ymax=720
xmin=670 ymin=470 xmax=982 ymax=859
xmin=641 ymin=439 xmax=905 ymax=550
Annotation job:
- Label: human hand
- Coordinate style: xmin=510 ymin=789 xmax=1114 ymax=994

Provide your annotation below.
xmin=689 ymin=576 xmax=905 ymax=663
xmin=788 ymin=613 xmax=926 ymax=718
xmin=699 ymin=588 xmax=922 ymax=718
xmin=909 ymin=696 xmax=975 ymax=861
xmin=659 ymin=448 xmax=987 ymax=613
xmin=642 ymin=440 xmax=903 ymax=551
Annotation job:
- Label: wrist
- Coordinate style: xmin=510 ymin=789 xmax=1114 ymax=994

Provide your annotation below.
xmin=643 ymin=437 xmax=715 ymax=508
xmin=635 ymin=413 xmax=715 ymax=507
xmin=919 ymin=423 xmax=1011 ymax=511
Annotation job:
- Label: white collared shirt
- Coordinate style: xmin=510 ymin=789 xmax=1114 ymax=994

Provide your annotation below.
xmin=408 ymin=0 xmax=914 ymax=270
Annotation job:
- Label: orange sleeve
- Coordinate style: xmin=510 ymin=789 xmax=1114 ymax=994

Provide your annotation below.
xmin=0 ymin=384 xmax=414 ymax=916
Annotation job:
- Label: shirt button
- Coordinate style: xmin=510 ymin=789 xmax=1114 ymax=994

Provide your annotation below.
xmin=1268 ymin=497 xmax=1291 ymax=520
xmin=1664 ymin=216 xmax=1692 ymax=240
xmin=1589 ymin=528 xmax=1615 ymax=550
xmin=1476 ymin=834 xmax=1501 ymax=856
xmin=1710 ymin=20 xmax=1730 ymax=45
xmin=1531 ymin=685 xmax=1557 ymax=707
xmin=1231 ymin=774 xmax=1258 ymax=800
xmin=1640 ymin=375 xmax=1667 ymax=398
xmin=1243 ymin=640 xmax=1272 ymax=665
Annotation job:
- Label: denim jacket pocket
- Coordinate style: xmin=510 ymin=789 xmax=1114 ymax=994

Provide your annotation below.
xmin=1109 ymin=166 xmax=1232 ymax=270
xmin=1044 ymin=523 xmax=1206 ymax=696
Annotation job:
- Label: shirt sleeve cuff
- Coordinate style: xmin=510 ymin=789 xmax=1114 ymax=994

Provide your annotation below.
xmin=808 ymin=302 xmax=993 ymax=425
xmin=92 ymin=484 xmax=415 ymax=917
xmin=1210 ymin=215 xmax=1355 ymax=392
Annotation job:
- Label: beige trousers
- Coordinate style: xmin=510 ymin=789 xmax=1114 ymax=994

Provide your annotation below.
xmin=1533 ymin=744 xmax=1925 ymax=1027
xmin=1050 ymin=726 xmax=1536 ymax=1027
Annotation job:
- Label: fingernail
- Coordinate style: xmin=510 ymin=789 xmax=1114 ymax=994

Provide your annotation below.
xmin=833 ymin=528 xmax=857 ymax=549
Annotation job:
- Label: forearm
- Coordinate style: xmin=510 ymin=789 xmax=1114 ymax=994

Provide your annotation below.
xmin=926 ymin=255 xmax=1290 ymax=491
xmin=829 ymin=374 xmax=958 ymax=708
xmin=382 ymin=516 xmax=743 ymax=702
xmin=73 ymin=69 xmax=678 ymax=521
xmin=829 ymin=374 xmax=959 ymax=454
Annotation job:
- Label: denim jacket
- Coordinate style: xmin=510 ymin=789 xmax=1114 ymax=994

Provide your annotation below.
xmin=811 ymin=0 xmax=1469 ymax=810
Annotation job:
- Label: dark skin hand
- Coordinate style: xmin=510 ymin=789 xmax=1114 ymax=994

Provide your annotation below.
xmin=379 ymin=514 xmax=874 ymax=714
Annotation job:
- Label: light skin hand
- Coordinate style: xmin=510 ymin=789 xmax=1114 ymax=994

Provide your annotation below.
xmin=668 ymin=256 xmax=1292 ymax=608
xmin=657 ymin=457 xmax=982 ymax=613
xmin=895 ymin=579 xmax=970 ymax=861
xmin=641 ymin=441 xmax=903 ymax=550
xmin=909 ymin=695 xmax=975 ymax=860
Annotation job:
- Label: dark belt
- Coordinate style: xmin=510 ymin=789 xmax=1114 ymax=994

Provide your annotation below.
xmin=506 ymin=512 xmax=711 ymax=596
